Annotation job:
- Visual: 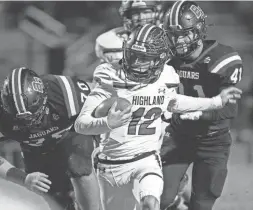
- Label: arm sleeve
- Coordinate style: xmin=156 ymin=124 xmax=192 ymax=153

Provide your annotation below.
xmin=199 ymin=62 xmax=242 ymax=121
xmin=74 ymin=85 xmax=113 ymax=135
xmin=0 ymin=157 xmax=15 ymax=179
xmin=167 ymin=91 xmax=223 ymax=113
xmin=200 ymin=103 xmax=237 ymax=121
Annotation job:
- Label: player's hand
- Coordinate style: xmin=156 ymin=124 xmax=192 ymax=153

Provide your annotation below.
xmin=107 ymin=101 xmax=132 ymax=129
xmin=219 ymin=87 xmax=242 ymax=105
xmin=180 ymin=111 xmax=203 ymax=120
xmin=25 ymin=172 xmax=52 ymax=193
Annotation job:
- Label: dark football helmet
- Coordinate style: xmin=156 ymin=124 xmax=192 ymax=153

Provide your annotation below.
xmin=1 ymin=67 xmax=47 ymax=127
xmin=119 ymin=0 xmax=163 ymax=30
xmin=122 ymin=23 xmax=172 ymax=83
xmin=163 ymin=0 xmax=207 ymax=58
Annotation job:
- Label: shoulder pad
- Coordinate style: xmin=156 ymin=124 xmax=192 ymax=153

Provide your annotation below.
xmin=42 ymin=75 xmax=91 ymax=118
xmin=206 ymin=44 xmax=243 ymax=85
xmin=93 ymin=63 xmax=135 ymax=90
xmin=200 ymin=42 xmax=242 ymax=75
xmin=161 ymin=64 xmax=180 ymax=88
xmin=93 ymin=63 xmax=117 ymax=87
xmin=195 ymin=42 xmax=243 ymax=85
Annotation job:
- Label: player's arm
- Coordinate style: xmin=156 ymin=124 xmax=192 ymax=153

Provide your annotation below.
xmin=74 ymin=87 xmax=112 ymax=135
xmin=200 ymin=64 xmax=243 ymax=121
xmin=0 ymin=156 xmax=27 ymax=185
xmin=167 ymin=86 xmax=241 ymax=113
xmin=74 ymin=65 xmax=114 ymax=135
xmin=163 ymin=65 xmax=241 ymax=114
xmin=167 ymin=91 xmax=222 ymax=113
xmin=0 ymin=105 xmax=26 ymax=183
xmin=200 ymin=95 xmax=238 ymax=121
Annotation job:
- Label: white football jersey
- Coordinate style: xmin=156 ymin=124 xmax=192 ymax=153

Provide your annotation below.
xmin=95 ymin=27 xmax=129 ymax=64
xmin=93 ymin=63 xmax=179 ymax=158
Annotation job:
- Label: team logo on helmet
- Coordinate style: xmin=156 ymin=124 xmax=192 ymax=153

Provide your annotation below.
xmin=189 ymin=4 xmax=204 ymax=19
xmin=32 ymin=77 xmax=44 ymax=93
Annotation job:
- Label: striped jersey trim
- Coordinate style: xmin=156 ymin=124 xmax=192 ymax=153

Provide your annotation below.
xmin=209 ymin=53 xmax=242 ymax=73
xmin=65 ymin=76 xmax=80 ymax=114
xmin=55 ymin=75 xmax=78 ymax=118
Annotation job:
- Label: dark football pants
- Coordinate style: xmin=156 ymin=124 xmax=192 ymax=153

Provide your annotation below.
xmin=160 ymin=131 xmax=232 ymax=210
xmin=22 ymin=132 xmax=95 ymax=210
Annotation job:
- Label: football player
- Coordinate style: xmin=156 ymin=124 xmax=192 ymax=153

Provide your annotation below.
xmin=160 ymin=1 xmax=243 ymax=210
xmin=95 ymin=0 xmax=165 ymax=64
xmin=74 ymin=24 xmax=241 ymax=210
xmin=0 ymin=67 xmax=100 ymax=210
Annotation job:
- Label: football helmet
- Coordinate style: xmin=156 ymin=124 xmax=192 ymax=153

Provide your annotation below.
xmin=119 ymin=0 xmax=163 ymax=30
xmin=122 ymin=24 xmax=172 ymax=83
xmin=163 ymin=0 xmax=207 ymax=58
xmin=1 ymin=67 xmax=47 ymax=127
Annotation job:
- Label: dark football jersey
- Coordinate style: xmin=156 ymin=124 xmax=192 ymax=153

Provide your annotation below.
xmin=169 ymin=40 xmax=243 ymax=136
xmin=0 ymin=75 xmax=90 ymax=153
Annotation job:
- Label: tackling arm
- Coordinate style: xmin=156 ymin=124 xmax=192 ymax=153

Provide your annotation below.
xmin=0 ymin=156 xmax=27 ymax=185
xmin=200 ymin=99 xmax=237 ymax=121
xmin=167 ymin=90 xmax=223 ymax=113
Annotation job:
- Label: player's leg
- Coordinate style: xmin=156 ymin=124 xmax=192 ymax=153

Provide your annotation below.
xmin=134 ymin=153 xmax=164 ymax=210
xmin=160 ymin=133 xmax=194 ymax=210
xmin=189 ymin=132 xmax=231 ymax=210
xmin=63 ymin=133 xmax=100 ymax=210
xmin=95 ymin=161 xmax=136 ymax=210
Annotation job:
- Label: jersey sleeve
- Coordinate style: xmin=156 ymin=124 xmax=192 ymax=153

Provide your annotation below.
xmin=74 ymin=64 xmax=114 ymax=135
xmin=164 ymin=64 xmax=180 ymax=89
xmin=43 ymin=75 xmax=91 ymax=119
xmin=209 ymin=50 xmax=243 ymax=86
xmin=199 ymin=49 xmax=242 ymax=121
xmin=167 ymin=92 xmax=223 ymax=113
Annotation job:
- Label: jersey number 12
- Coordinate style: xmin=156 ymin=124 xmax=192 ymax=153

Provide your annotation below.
xmin=127 ymin=107 xmax=162 ymax=135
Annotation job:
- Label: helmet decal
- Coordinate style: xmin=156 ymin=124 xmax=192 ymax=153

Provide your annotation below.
xmin=189 ymin=4 xmax=204 ymax=19
xmin=32 ymin=77 xmax=44 ymax=93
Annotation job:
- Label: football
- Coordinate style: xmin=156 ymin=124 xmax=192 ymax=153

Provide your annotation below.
xmin=93 ymin=97 xmax=131 ymax=118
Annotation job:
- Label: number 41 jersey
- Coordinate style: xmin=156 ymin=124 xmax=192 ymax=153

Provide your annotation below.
xmin=170 ymin=40 xmax=243 ymax=136
xmin=93 ymin=63 xmax=180 ymax=159
xmin=0 ymin=75 xmax=90 ymax=153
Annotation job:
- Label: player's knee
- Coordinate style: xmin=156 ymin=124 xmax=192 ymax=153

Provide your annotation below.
xmin=141 ymin=195 xmax=160 ymax=210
